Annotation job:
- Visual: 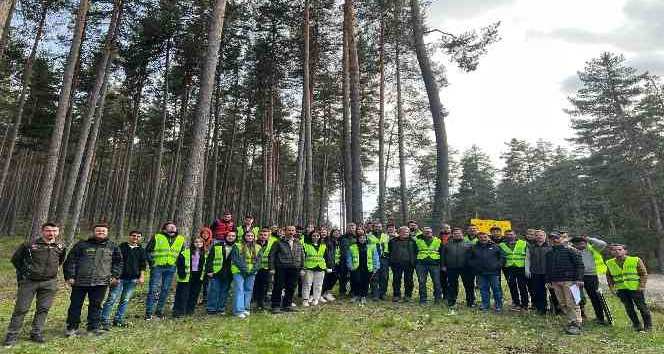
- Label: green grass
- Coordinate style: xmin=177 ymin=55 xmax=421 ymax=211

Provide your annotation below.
xmin=0 ymin=236 xmax=663 ymax=353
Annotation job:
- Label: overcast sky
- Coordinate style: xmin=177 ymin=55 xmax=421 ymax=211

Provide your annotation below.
xmin=335 ymin=0 xmax=664 ymax=224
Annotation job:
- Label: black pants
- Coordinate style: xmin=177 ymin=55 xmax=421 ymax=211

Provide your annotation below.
xmin=351 ymin=269 xmax=370 ymax=298
xmin=322 ymin=271 xmax=338 ymax=293
xmin=337 ymin=266 xmax=350 ymax=296
xmin=66 ymin=285 xmax=107 ymax=330
xmin=186 ymin=271 xmax=203 ymax=314
xmin=531 ymin=274 xmax=548 ymax=314
xmin=271 ymin=267 xmax=298 ymax=309
xmin=447 ymin=267 xmax=475 ymax=306
xmin=580 ymin=275 xmax=604 ymax=322
xmin=440 ymin=268 xmax=448 ymax=300
xmin=253 ymin=269 xmax=271 ymax=308
xmin=390 ymin=264 xmax=414 ymax=298
xmin=617 ymin=289 xmax=652 ymax=329
xmin=172 ymin=282 xmax=190 ymax=317
xmin=201 ymin=276 xmax=209 ymax=301
xmin=503 ymin=267 xmax=529 ymax=307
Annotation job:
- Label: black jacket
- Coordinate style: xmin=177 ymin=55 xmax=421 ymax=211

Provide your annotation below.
xmin=443 ymin=238 xmax=473 ymax=269
xmin=387 ymin=237 xmax=417 ymax=267
xmin=469 ymin=241 xmax=505 ymax=275
xmin=11 ymin=238 xmax=66 ymax=281
xmin=118 ymin=242 xmax=147 ymax=280
xmin=63 ymin=237 xmax=122 ymax=286
xmin=545 ymin=245 xmax=584 ymax=282
xmin=269 ymin=238 xmax=305 ymax=270
xmin=526 ymin=242 xmax=550 ymax=275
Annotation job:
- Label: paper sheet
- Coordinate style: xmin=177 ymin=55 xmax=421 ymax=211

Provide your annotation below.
xmin=570 ymin=284 xmax=582 ymax=304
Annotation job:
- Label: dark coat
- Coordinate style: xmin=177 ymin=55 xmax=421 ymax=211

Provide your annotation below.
xmin=268 ymin=238 xmax=305 ymax=270
xmin=11 ymin=238 xmax=66 ymax=281
xmin=63 ymin=237 xmax=122 ymax=286
xmin=469 ymin=241 xmax=505 ymax=275
xmin=545 ymin=245 xmax=584 ymax=282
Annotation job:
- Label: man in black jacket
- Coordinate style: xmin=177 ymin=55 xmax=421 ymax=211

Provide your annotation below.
xmin=443 ymin=228 xmax=475 ymax=307
xmin=3 ymin=223 xmax=66 ymax=347
xmin=546 ymin=232 xmax=584 ymax=335
xmin=269 ymin=225 xmax=305 ymax=313
xmin=387 ymin=226 xmax=417 ymax=302
xmin=338 ymin=223 xmax=356 ymax=297
xmin=469 ymin=232 xmax=506 ymax=313
xmin=63 ymin=224 xmax=122 ymax=337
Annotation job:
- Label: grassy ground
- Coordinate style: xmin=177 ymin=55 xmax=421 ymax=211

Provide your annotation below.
xmin=0 ymin=236 xmax=663 ymax=354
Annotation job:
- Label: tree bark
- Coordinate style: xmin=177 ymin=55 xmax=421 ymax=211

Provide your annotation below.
xmin=176 ymin=0 xmax=227 ymax=239
xmin=377 ymin=12 xmax=386 ymax=224
xmin=30 ymin=0 xmax=90 ymax=240
xmin=303 ymin=0 xmax=314 ymax=225
xmin=341 ymin=9 xmax=352 ymax=225
xmin=0 ymin=0 xmax=17 ymax=58
xmin=345 ymin=0 xmax=363 ymax=223
xmin=396 ymin=34 xmax=409 ymax=225
xmin=262 ymin=90 xmax=274 ymax=225
xmin=57 ymin=0 xmax=124 ymax=230
xmin=0 ymin=0 xmax=50 ymax=197
xmin=410 ymin=0 xmax=449 ymax=234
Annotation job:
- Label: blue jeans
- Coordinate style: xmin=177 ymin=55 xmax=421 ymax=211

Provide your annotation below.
xmin=101 ymin=279 xmax=138 ymax=324
xmin=232 ymin=273 xmax=256 ymax=315
xmin=478 ymin=274 xmax=503 ymax=310
xmin=207 ymin=276 xmax=232 ymax=313
xmin=415 ymin=264 xmax=441 ymax=302
xmin=145 ymin=265 xmax=176 ymax=315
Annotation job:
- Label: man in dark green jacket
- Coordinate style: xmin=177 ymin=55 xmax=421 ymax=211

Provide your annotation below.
xmin=387 ymin=226 xmax=416 ymax=301
xmin=63 ymin=224 xmax=122 ymax=337
xmin=3 ymin=223 xmax=66 ymax=347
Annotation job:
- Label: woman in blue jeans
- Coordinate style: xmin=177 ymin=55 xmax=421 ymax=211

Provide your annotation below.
xmin=229 ymin=231 xmax=264 ymax=318
xmin=101 ymin=231 xmax=146 ymax=328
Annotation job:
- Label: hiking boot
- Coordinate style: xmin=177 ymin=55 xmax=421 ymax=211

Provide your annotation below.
xmin=29 ymin=333 xmax=46 ymax=344
xmin=3 ymin=333 xmax=18 ymax=348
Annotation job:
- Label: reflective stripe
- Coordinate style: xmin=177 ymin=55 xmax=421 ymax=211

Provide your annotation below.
xmin=349 ymin=244 xmax=376 ymax=272
xmin=176 ymin=249 xmax=205 ymax=282
xmin=304 ymin=243 xmax=327 ymax=269
xmin=334 ymin=247 xmax=341 ymax=265
xmin=606 ymin=256 xmax=640 ymax=290
xmin=153 ymin=234 xmax=185 ymax=266
xmin=499 ymin=240 xmax=527 ymax=267
xmin=415 ymin=238 xmax=441 ymax=261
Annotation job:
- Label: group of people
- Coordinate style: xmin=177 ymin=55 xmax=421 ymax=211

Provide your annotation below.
xmin=2 ymin=212 xmax=655 ymax=348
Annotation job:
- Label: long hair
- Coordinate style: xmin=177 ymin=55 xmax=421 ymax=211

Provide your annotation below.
xmin=241 ymin=232 xmax=257 ymax=262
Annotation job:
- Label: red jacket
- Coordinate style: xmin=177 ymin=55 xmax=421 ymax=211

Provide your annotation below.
xmin=210 ymin=219 xmax=234 ymax=241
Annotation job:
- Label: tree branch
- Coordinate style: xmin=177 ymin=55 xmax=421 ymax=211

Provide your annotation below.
xmin=423 ymin=28 xmax=456 ymax=38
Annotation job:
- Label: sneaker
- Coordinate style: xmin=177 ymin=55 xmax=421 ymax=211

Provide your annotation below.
xmin=312 ymin=299 xmax=319 ymax=306
xmin=3 ymin=334 xmax=18 ymax=348
xmin=302 ymin=300 xmax=310 ymax=307
xmin=494 ymin=308 xmax=503 ymax=314
xmin=351 ymin=296 xmax=358 ymax=302
xmin=236 ymin=313 xmax=246 ymax=319
xmin=155 ymin=312 xmax=165 ymax=319
xmin=101 ymin=322 xmax=111 ymax=331
xmin=144 ymin=314 xmax=153 ymax=320
xmin=88 ymin=329 xmax=105 ymax=336
xmin=291 ymin=302 xmax=297 ymax=307
xmin=29 ymin=333 xmax=46 ymax=344
xmin=242 ymin=311 xmax=250 ymax=316
xmin=64 ymin=328 xmax=79 ymax=337
xmin=271 ymin=307 xmax=282 ymax=314
xmin=360 ymin=297 xmax=367 ymax=304
xmin=566 ymin=324 xmax=581 ymax=335
xmin=392 ymin=297 xmax=401 ymax=302
xmin=318 ymin=297 xmax=327 ymax=303
xmin=325 ymin=293 xmax=336 ymax=302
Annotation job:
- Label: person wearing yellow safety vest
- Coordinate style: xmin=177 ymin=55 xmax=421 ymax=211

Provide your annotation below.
xmin=301 ymin=232 xmax=333 ymax=306
xmin=499 ymin=230 xmax=529 ymax=312
xmin=415 ymin=227 xmax=444 ymax=305
xmin=570 ymin=236 xmax=608 ymax=325
xmin=144 ymin=222 xmax=185 ymax=319
xmin=205 ymin=232 xmax=237 ymax=314
xmin=346 ymin=233 xmax=380 ymax=305
xmin=606 ymin=244 xmax=652 ymax=332
xmin=172 ymin=236 xmax=206 ymax=318
xmin=321 ymin=229 xmax=342 ymax=302
xmin=367 ymin=222 xmax=388 ymax=300
xmin=230 ymin=231 xmax=264 ymax=318
xmin=236 ymin=215 xmax=260 ymax=241
xmin=372 ymin=223 xmax=393 ymax=300
xmin=253 ymin=227 xmax=278 ymax=310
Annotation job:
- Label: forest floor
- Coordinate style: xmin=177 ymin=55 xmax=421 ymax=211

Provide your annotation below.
xmin=0 ymin=237 xmax=663 ymax=354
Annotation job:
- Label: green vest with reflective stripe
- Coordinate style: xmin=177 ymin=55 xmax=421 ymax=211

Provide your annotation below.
xmin=153 ymin=234 xmax=185 ymax=266
xmin=415 ymin=238 xmax=441 ymax=260
xmin=237 ymin=225 xmax=260 ymax=239
xmin=259 ymin=238 xmax=277 ymax=270
xmin=304 ymin=243 xmax=327 ymax=269
xmin=176 ymin=249 xmax=205 ymax=282
xmin=587 ymin=244 xmax=607 ymax=274
xmin=368 ymin=233 xmax=389 ymax=255
xmin=231 ymin=243 xmax=262 ymax=275
xmin=334 ymin=246 xmax=341 ymax=265
xmin=499 ymin=240 xmax=527 ymax=267
xmin=606 ymin=256 xmax=641 ymax=290
xmin=211 ymin=245 xmax=225 ymax=273
xmin=349 ymin=243 xmax=376 ymax=272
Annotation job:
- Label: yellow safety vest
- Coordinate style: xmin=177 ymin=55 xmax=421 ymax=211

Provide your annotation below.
xmin=349 ymin=243 xmax=376 ymax=272
xmin=499 ymin=240 xmax=527 ymax=267
xmin=415 ymin=238 xmax=442 ymax=261
xmin=152 ymin=233 xmax=185 ymax=266
xmin=606 ymin=256 xmax=641 ymax=290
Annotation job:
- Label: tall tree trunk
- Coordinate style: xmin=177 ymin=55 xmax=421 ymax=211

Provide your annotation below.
xmin=0 ymin=0 xmax=17 ymax=58
xmin=341 ymin=14 xmax=352 ymax=225
xmin=30 ymin=0 xmax=90 ymax=240
xmin=294 ymin=109 xmax=305 ymax=224
xmin=208 ymin=60 xmax=221 ymax=222
xmin=410 ymin=0 xmax=449 ymax=234
xmin=317 ymin=105 xmax=330 ymax=226
xmin=377 ymin=11 xmax=386 ymax=224
xmin=67 ymin=64 xmax=110 ymax=245
xmin=147 ymin=39 xmax=171 ymax=236
xmin=644 ymin=176 xmax=664 ymax=272
xmin=395 ymin=28 xmax=409 ymax=225
xmin=176 ymin=0 xmax=227 ymax=239
xmin=262 ymin=91 xmax=274 ymax=225
xmin=303 ymin=0 xmax=314 ymax=225
xmin=0 ymin=0 xmax=50 ymax=197
xmin=57 ymin=0 xmax=124 ymax=230
xmin=345 ymin=0 xmax=363 ymax=223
